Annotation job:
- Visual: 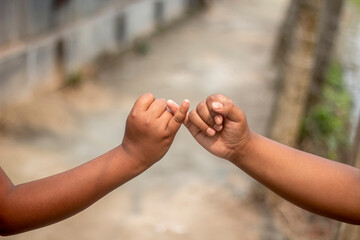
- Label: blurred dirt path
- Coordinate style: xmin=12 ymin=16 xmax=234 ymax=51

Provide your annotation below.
xmin=1 ymin=0 xmax=287 ymax=239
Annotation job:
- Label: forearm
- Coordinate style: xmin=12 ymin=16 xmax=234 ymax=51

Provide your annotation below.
xmin=0 ymin=145 xmax=145 ymax=235
xmin=234 ymin=132 xmax=360 ymax=224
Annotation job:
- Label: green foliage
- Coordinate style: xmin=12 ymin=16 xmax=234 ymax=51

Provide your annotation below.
xmin=300 ymin=61 xmax=352 ymax=161
xmin=134 ymin=38 xmax=150 ymax=56
xmin=64 ymin=71 xmax=83 ymax=87
xmin=351 ymin=0 xmax=360 ymax=7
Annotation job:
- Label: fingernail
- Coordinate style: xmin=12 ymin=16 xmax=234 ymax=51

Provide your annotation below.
xmin=167 ymin=99 xmax=176 ymax=105
xmin=212 ymin=102 xmax=223 ymax=109
xmin=214 ymin=124 xmax=223 ymax=132
xmin=206 ymin=128 xmax=216 ymax=136
xmin=183 ymin=99 xmax=190 ymax=106
xmin=214 ymin=115 xmax=222 ymax=125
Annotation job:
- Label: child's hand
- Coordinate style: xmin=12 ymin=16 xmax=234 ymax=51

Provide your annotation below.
xmin=168 ymin=94 xmax=251 ymax=162
xmin=122 ymin=93 xmax=190 ymax=169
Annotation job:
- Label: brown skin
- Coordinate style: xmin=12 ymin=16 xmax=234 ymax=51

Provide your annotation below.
xmin=168 ymin=94 xmax=360 ymax=225
xmin=0 ymin=93 xmax=190 ymax=236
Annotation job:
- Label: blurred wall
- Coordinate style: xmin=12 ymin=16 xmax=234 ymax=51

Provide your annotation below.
xmin=0 ymin=0 xmax=191 ymax=107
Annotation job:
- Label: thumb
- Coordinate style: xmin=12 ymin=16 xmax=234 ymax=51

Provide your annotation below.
xmin=167 ymin=99 xmax=190 ymax=132
xmin=206 ymin=95 xmax=244 ymax=122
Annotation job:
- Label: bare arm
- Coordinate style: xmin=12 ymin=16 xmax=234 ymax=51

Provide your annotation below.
xmin=238 ymin=132 xmax=360 ymax=224
xmin=0 ymin=146 xmax=142 ymax=235
xmin=169 ymin=94 xmax=360 ymax=224
xmin=0 ymin=93 xmax=189 ymax=235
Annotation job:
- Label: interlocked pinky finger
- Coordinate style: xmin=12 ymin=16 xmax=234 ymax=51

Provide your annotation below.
xmin=196 ymin=101 xmax=215 ymax=128
xmin=188 ymin=110 xmax=216 ymax=136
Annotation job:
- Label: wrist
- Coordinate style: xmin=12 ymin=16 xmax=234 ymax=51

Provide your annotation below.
xmin=229 ymin=130 xmax=257 ymax=167
xmin=118 ymin=144 xmax=150 ymax=174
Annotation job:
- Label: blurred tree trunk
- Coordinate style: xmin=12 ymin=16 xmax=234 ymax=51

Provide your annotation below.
xmin=269 ymin=0 xmax=322 ymax=146
xmin=306 ymin=0 xmax=345 ymax=109
xmin=270 ymin=0 xmax=345 ymax=146
xmin=350 ymin=118 xmax=360 ymax=168
xmin=272 ymin=0 xmax=300 ymax=66
xmin=267 ymin=0 xmax=347 ymax=238
xmin=335 ymin=117 xmax=360 ymax=240
xmin=267 ymin=0 xmax=323 ymax=232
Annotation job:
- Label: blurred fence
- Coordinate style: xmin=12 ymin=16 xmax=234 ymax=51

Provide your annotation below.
xmin=0 ymin=0 xmax=118 ymax=47
xmin=0 ymin=0 xmax=197 ymax=107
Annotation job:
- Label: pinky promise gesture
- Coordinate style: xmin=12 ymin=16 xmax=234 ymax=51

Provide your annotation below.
xmin=168 ymin=94 xmax=360 ymax=225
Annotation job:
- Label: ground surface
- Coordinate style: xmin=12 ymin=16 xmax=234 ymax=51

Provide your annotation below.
xmin=0 ymin=0 xmax=307 ymax=239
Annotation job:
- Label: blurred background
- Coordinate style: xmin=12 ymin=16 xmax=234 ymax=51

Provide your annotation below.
xmin=0 ymin=0 xmax=360 ymax=239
